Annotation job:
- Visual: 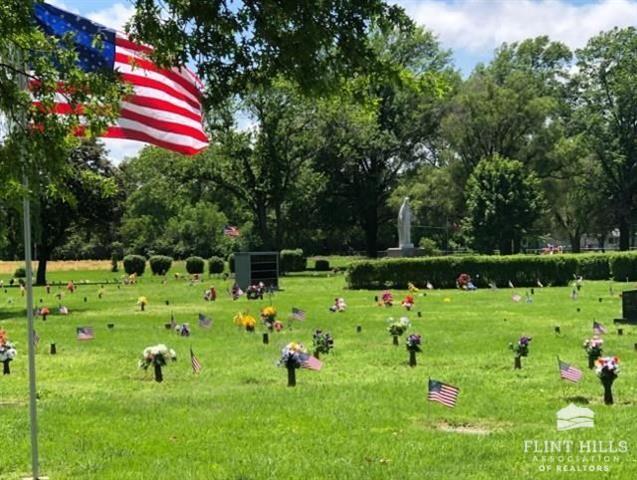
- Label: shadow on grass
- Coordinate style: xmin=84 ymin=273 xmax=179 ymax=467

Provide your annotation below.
xmin=563 ymin=396 xmax=590 ymax=404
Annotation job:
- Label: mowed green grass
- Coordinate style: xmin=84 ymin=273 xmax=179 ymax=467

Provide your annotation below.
xmin=1 ymin=268 xmax=637 ymax=479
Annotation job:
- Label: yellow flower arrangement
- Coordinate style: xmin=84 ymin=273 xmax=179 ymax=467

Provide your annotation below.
xmin=407 ymin=282 xmax=419 ymax=293
xmin=137 ymin=296 xmax=148 ymax=305
xmin=261 ymin=306 xmax=277 ymax=318
xmin=234 ymin=312 xmax=256 ymax=328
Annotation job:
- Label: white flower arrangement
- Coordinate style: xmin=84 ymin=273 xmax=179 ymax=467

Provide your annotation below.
xmin=0 ymin=342 xmax=17 ymax=362
xmin=139 ymin=344 xmax=177 ymax=369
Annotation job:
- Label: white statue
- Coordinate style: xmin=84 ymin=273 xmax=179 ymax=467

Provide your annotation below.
xmin=398 ymin=197 xmax=413 ymax=248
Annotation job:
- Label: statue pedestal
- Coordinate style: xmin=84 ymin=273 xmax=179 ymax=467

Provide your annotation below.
xmin=386 ymin=246 xmax=416 ymax=258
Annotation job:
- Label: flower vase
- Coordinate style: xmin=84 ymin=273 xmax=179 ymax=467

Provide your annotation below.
xmin=601 ymin=375 xmax=615 ymax=405
xmin=314 ymin=351 xmax=320 ymax=360
xmin=262 ymin=333 xmax=269 ymax=344
xmin=246 ymin=325 xmax=255 ymax=333
xmin=2 ymin=360 xmax=9 ymax=375
xmin=514 ymin=356 xmax=522 ymax=369
xmin=141 ymin=304 xmax=145 ymax=312
xmin=287 ymin=365 xmax=296 ymax=387
xmin=409 ymin=350 xmax=417 ymax=367
xmin=43 ymin=314 xmax=47 ymax=321
xmin=393 ymin=335 xmax=399 ymax=346
xmin=50 ymin=343 xmax=57 ymax=355
xmin=588 ymin=356 xmax=595 ymax=369
xmin=154 ymin=363 xmax=163 ymax=383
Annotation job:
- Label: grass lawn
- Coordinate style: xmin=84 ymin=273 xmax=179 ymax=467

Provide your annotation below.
xmin=1 ymin=268 xmax=636 ymax=479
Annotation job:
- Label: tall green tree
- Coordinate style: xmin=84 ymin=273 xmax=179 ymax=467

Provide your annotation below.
xmin=575 ymin=27 xmax=637 ymax=250
xmin=127 ymin=0 xmax=410 ymax=108
xmin=313 ymin=26 xmax=457 ymax=256
xmin=464 ymin=155 xmax=545 ymax=254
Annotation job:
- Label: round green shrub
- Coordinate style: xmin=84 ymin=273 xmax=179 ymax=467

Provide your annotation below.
xmin=185 ymin=256 xmax=205 ymax=274
xmin=14 ymin=266 xmax=26 ymax=278
xmin=149 ymin=255 xmax=173 ymax=275
xmin=315 ymin=259 xmax=330 ymax=271
xmin=418 ymin=237 xmax=442 ymax=256
xmin=208 ymin=256 xmax=225 ymax=274
xmin=280 ymin=249 xmax=306 ymax=273
xmin=123 ymin=255 xmax=146 ymax=276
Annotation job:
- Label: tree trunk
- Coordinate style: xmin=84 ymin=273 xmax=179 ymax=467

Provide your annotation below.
xmin=514 ymin=356 xmax=522 ymax=369
xmin=499 ymin=238 xmax=513 ymax=255
xmin=35 ymin=248 xmax=49 ymax=286
xmin=570 ymin=233 xmax=581 ymax=253
xmin=619 ymin=216 xmax=630 ymax=251
xmin=363 ymin=210 xmax=379 ymax=258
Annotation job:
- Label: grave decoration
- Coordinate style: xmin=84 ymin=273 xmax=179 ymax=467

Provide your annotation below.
xmin=401 ymin=295 xmax=415 ymax=311
xmin=137 ymin=296 xmax=148 ymax=311
xmin=387 ymin=317 xmax=411 ymax=346
xmin=583 ymin=337 xmax=603 ymax=369
xmin=595 ymin=356 xmax=620 ymax=405
xmin=234 ymin=312 xmax=257 ymax=332
xmin=139 ymin=344 xmax=177 ymax=383
xmin=406 ymin=333 xmax=422 ymax=367
xmin=510 ymin=336 xmax=532 ymax=369
xmin=260 ymin=306 xmax=277 ymax=331
xmin=312 ymin=330 xmax=334 ymax=359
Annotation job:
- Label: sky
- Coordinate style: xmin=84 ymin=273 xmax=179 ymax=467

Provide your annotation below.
xmin=51 ymin=0 xmax=637 ymax=162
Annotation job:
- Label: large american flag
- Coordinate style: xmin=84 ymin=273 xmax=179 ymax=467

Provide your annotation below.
xmin=33 ymin=3 xmax=208 ymax=156
xmin=299 ymin=353 xmax=323 ymax=371
xmin=558 ymin=359 xmax=583 ymax=383
xmin=76 ymin=326 xmax=94 ymax=341
xmin=223 ymin=226 xmax=241 ymax=238
xmin=427 ymin=379 xmax=460 ymax=408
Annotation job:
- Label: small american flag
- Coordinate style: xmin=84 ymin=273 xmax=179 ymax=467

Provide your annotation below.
xmin=198 ymin=313 xmax=212 ymax=328
xmin=291 ymin=308 xmax=306 ymax=321
xmin=593 ymin=321 xmax=607 ymax=335
xmin=426 ymin=281 xmax=434 ymax=290
xmin=537 ymin=279 xmax=544 ymax=288
xmin=59 ymin=305 xmax=69 ymax=315
xmin=223 ymin=225 xmax=240 ymax=238
xmin=558 ymin=359 xmax=583 ymax=383
xmin=76 ymin=326 xmax=94 ymax=340
xmin=300 ymin=354 xmax=322 ymax=371
xmin=508 ymin=280 xmax=515 ymax=289
xmin=170 ymin=312 xmax=177 ymax=329
xmin=190 ymin=347 xmax=202 ymax=374
xmin=427 ymin=379 xmax=460 ymax=408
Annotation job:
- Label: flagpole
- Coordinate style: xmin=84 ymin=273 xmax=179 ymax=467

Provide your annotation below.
xmin=22 ymin=175 xmax=40 ymax=480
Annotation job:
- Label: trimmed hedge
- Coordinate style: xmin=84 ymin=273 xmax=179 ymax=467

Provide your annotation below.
xmin=14 ymin=266 xmax=26 ymax=278
xmin=149 ymin=255 xmax=173 ymax=275
xmin=346 ymin=252 xmax=637 ymax=289
xmin=315 ymin=259 xmax=331 ymax=271
xmin=280 ymin=249 xmax=306 ymax=273
xmin=208 ymin=256 xmax=225 ymax=274
xmin=185 ymin=256 xmax=205 ymax=274
xmin=123 ymin=255 xmax=146 ymax=276
xmin=228 ymin=254 xmax=235 ymax=273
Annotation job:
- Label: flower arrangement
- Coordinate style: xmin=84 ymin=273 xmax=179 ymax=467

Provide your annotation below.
xmin=401 ymin=295 xmax=415 ymax=311
xmin=596 ymin=356 xmax=620 ymax=405
xmin=388 ymin=317 xmax=411 ymax=345
xmin=312 ymin=330 xmax=334 ymax=359
xmin=66 ymin=281 xmax=75 ymax=293
xmin=175 ymin=323 xmax=191 ymax=337
xmin=406 ymin=333 xmax=422 ymax=367
xmin=381 ymin=291 xmax=393 ymax=307
xmin=273 ymin=320 xmax=284 ymax=332
xmin=583 ymin=336 xmax=604 ymax=369
xmin=278 ymin=342 xmax=308 ymax=387
xmin=0 ymin=331 xmax=17 ymax=375
xmin=407 ymin=282 xmax=419 ymax=293
xmin=456 ymin=273 xmax=471 ymax=289
xmin=137 ymin=296 xmax=148 ymax=311
xmin=329 ymin=297 xmax=347 ymax=312
xmin=234 ymin=312 xmax=257 ymax=332
xmin=203 ymin=287 xmax=217 ymax=301
xmin=261 ymin=306 xmax=277 ymax=330
xmin=40 ymin=307 xmax=50 ymax=321
xmin=139 ymin=344 xmax=176 ymax=382
xmin=510 ymin=336 xmax=532 ymax=369
xmin=246 ymin=282 xmax=265 ymax=300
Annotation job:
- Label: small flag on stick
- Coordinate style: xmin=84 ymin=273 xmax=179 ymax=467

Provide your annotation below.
xmin=558 ymin=359 xmax=583 ymax=383
xmin=291 ymin=308 xmax=306 ymax=321
xmin=299 ymin=354 xmax=322 ymax=371
xmin=426 ymin=281 xmax=434 ymax=290
xmin=593 ymin=321 xmax=607 ymax=335
xmin=190 ymin=347 xmax=202 ymax=374
xmin=427 ymin=378 xmax=460 ymax=408
xmin=223 ymin=225 xmax=240 ymax=238
xmin=508 ymin=280 xmax=515 ymax=289
xmin=76 ymin=327 xmax=94 ymax=341
xmin=198 ymin=313 xmax=212 ymax=328
xmin=537 ymin=279 xmax=544 ymax=288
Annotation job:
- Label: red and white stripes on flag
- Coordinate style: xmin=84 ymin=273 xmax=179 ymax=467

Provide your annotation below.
xmin=103 ymin=34 xmax=208 ymax=155
xmin=428 ymin=379 xmax=460 ymax=408
xmin=559 ymin=359 xmax=583 ymax=383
